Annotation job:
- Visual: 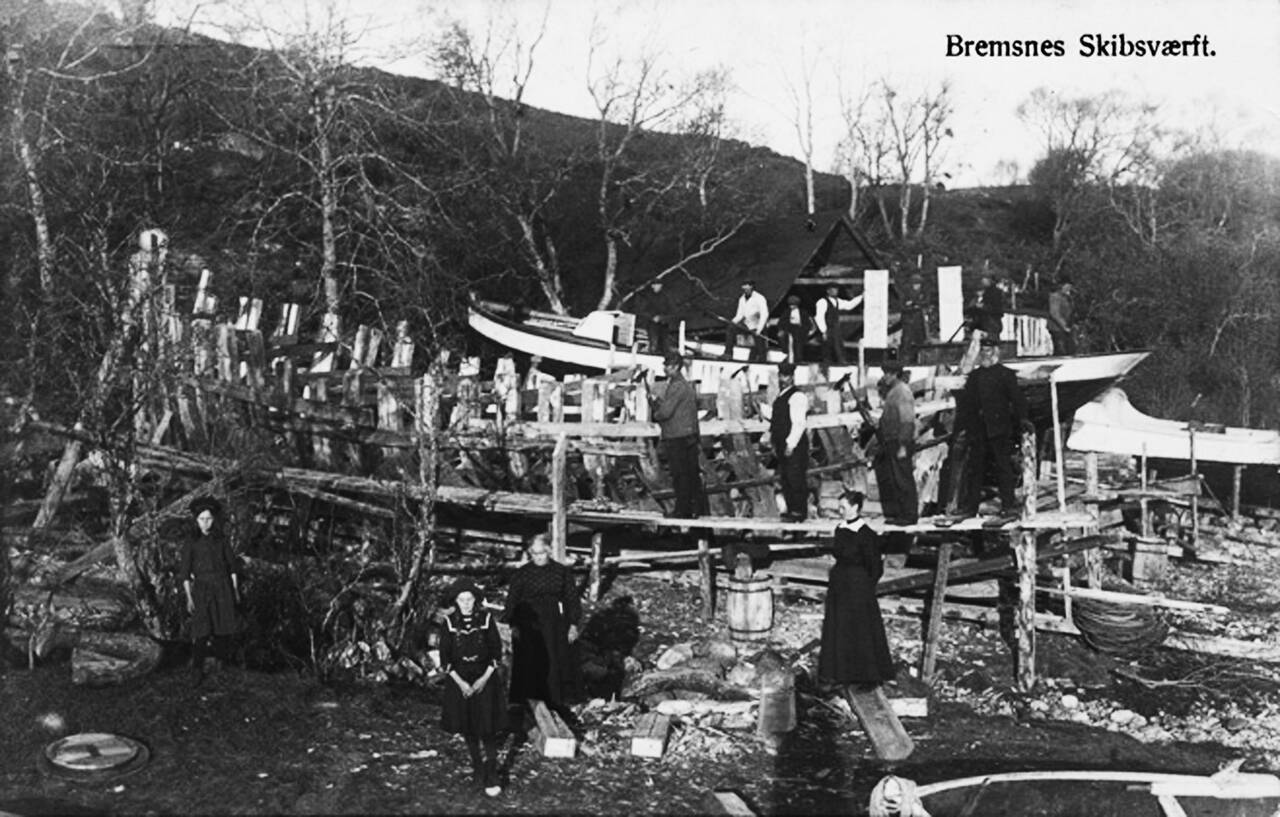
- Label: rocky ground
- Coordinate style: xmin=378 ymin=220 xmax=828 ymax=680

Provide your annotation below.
xmin=4 ymin=533 xmax=1280 ymax=816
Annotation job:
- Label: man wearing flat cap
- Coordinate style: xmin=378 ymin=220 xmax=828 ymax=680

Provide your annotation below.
xmin=649 ymin=352 xmax=706 ymax=517
xmin=956 ymin=338 xmax=1029 ymax=516
xmin=777 ymin=294 xmax=814 ymax=363
xmin=768 ymin=362 xmax=811 ymax=521
xmin=875 ymin=361 xmax=919 ymax=525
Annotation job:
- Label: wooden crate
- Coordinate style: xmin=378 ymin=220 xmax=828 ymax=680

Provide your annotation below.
xmin=630 ymin=712 xmax=671 ymax=758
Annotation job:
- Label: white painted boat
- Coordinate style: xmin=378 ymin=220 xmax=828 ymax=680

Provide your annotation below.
xmin=468 ymin=300 xmax=1150 ymax=426
xmin=1068 ymin=388 xmax=1280 ymax=466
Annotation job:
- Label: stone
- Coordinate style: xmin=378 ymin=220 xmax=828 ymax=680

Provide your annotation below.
xmin=700 ymin=639 xmax=738 ymax=668
xmin=655 ymin=699 xmax=694 ymax=717
xmin=726 ymin=662 xmax=758 ymax=688
xmin=1059 ymin=694 xmax=1079 ymax=710
xmin=656 ymin=643 xmax=695 ymax=671
xmin=1110 ymin=709 xmax=1136 ymax=725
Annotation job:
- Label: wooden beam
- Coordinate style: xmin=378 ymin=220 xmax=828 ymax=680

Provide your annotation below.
xmin=529 ymin=699 xmax=576 ymax=758
xmin=699 ymin=535 xmax=713 ymax=623
xmin=630 ymin=712 xmax=671 ymax=758
xmin=1016 ymin=429 xmax=1038 ymax=692
xmin=921 ymin=541 xmax=953 ymax=684
xmin=550 ymin=433 xmax=568 ymax=561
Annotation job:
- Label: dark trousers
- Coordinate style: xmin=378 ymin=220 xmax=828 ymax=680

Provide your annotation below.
xmin=724 ymin=326 xmax=767 ymax=361
xmin=648 ymin=319 xmax=669 ymax=354
xmin=1049 ymin=328 xmax=1075 ymax=356
xmin=663 ymin=435 xmax=707 ymax=518
xmin=775 ymin=439 xmax=809 ymax=520
xmin=781 ymin=328 xmax=806 ymax=362
xmin=874 ymin=443 xmax=918 ymax=522
xmin=822 ymin=328 xmax=845 ymax=363
xmin=966 ymin=432 xmax=1017 ymax=512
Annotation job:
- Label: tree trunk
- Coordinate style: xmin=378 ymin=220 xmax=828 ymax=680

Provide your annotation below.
xmin=916 ymin=181 xmax=932 ymax=237
xmin=898 ymin=182 xmax=913 ymax=239
xmin=517 ymin=214 xmax=567 ymax=315
xmin=315 ymin=85 xmax=340 ymax=315
xmin=597 ymin=233 xmax=619 ymax=311
xmin=5 ymin=56 xmax=54 ymax=297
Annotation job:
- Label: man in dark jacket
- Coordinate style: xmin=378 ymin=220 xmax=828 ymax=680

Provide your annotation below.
xmin=957 ymin=338 xmax=1029 ymax=516
xmin=649 ymin=352 xmax=706 ymax=518
xmin=769 ymin=362 xmax=810 ymax=521
xmin=875 ymin=362 xmax=918 ymax=524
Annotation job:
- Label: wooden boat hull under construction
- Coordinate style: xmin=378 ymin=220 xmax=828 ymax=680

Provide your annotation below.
xmin=901 ymin=769 xmax=1280 ymax=817
xmin=468 ymin=301 xmax=1150 ymax=427
xmin=1068 ymin=388 xmax=1280 ymax=508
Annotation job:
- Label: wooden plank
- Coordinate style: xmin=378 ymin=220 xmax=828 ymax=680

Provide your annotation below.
xmin=551 ymin=434 xmax=568 ymax=561
xmin=703 ymin=791 xmax=755 ymax=816
xmin=698 ymin=536 xmax=713 ymax=623
xmin=630 ymin=712 xmax=671 ymax=758
xmin=921 ymin=540 xmax=953 ymax=684
xmin=844 ymin=685 xmax=914 ymax=761
xmin=1016 ymin=429 xmax=1039 ymax=692
xmin=529 ymin=700 xmax=576 ymax=758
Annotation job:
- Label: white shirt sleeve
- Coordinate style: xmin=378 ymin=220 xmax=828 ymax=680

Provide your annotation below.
xmin=731 ymin=295 xmax=748 ymax=324
xmin=814 ymin=300 xmax=830 ymax=334
xmin=840 ymin=295 xmax=864 ymax=311
xmin=785 ymin=390 xmax=808 ymax=451
xmin=745 ymin=292 xmax=769 ymax=333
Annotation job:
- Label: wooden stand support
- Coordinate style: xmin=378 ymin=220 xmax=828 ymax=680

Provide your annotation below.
xmin=630 ymin=712 xmax=672 ymax=758
xmin=698 ymin=535 xmax=713 ymax=623
xmin=921 ymin=540 xmax=953 ymax=684
xmin=529 ymin=699 xmax=576 ymax=758
xmin=551 ymin=434 xmax=568 ymax=561
xmin=588 ymin=531 xmax=604 ymax=602
xmin=1016 ymin=429 xmax=1038 ymax=692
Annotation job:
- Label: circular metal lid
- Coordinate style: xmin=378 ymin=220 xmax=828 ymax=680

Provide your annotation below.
xmin=40 ymin=733 xmax=149 ymax=782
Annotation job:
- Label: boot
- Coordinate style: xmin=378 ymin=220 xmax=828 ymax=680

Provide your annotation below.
xmin=482 ymin=739 xmax=501 ymax=797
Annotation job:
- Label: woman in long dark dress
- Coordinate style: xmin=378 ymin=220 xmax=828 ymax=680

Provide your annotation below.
xmin=504 ymin=534 xmax=581 ymax=714
xmin=818 ymin=491 xmax=895 ymax=689
xmin=439 ymin=580 xmax=507 ymax=797
xmin=179 ymin=497 xmax=242 ymax=685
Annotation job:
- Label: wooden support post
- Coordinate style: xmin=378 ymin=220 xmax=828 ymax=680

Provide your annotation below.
xmin=391 ymin=320 xmax=413 ymax=368
xmin=243 ymin=330 xmax=266 ymax=392
xmin=921 ymin=540 xmax=954 ymax=684
xmin=589 ymin=531 xmax=604 ymax=602
xmin=309 ymin=379 xmax=333 ymax=468
xmin=1140 ymin=443 xmax=1152 ymax=538
xmin=1016 ymin=429 xmax=1038 ymax=692
xmin=1232 ymin=465 xmax=1243 ymax=521
xmin=551 ymin=433 xmax=568 ymax=562
xmin=1050 ymin=372 xmax=1067 ymax=512
xmin=215 ymin=323 xmax=239 ymax=383
xmin=1189 ymin=426 xmax=1199 ymax=547
xmin=698 ymin=535 xmax=713 ymax=623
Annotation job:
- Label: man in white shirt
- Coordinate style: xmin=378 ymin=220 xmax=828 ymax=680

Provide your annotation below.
xmin=768 ymin=362 xmax=811 ymax=521
xmin=814 ymin=284 xmax=864 ymax=364
xmin=724 ymin=280 xmax=770 ymax=362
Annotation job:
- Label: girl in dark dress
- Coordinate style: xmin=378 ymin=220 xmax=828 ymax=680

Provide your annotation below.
xmin=179 ymin=497 xmax=241 ymax=685
xmin=504 ymin=534 xmax=581 ymax=714
xmin=818 ymin=491 xmax=895 ymax=689
xmin=439 ymin=580 xmax=507 ymax=797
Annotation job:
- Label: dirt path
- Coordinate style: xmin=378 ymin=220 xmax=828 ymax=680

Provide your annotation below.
xmin=2 ymin=573 xmax=1276 ymax=815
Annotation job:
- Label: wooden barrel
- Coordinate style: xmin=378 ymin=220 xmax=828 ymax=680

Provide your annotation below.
xmin=726 ymin=575 xmax=773 ymax=643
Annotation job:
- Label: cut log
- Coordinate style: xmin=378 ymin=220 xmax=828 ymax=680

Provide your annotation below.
xmin=630 ymin=712 xmax=671 ymax=758
xmin=529 ymin=699 xmax=576 ymax=758
xmin=844 ymin=685 xmax=914 ymax=761
xmin=9 ymin=583 xmax=136 ymax=631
